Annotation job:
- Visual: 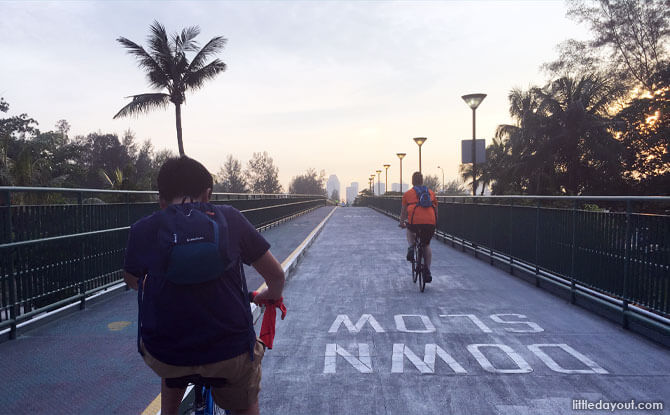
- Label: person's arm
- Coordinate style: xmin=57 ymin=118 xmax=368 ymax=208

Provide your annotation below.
xmin=124 ymin=272 xmax=140 ymax=291
xmin=251 ymin=250 xmax=285 ymax=302
xmin=399 ymin=204 xmax=408 ymax=225
xmin=399 ymin=193 xmax=408 ymax=226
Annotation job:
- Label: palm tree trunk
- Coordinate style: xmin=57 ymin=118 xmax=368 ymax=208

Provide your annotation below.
xmin=175 ymin=103 xmax=185 ymax=156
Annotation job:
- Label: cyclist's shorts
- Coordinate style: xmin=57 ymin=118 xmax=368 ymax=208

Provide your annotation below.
xmin=407 ymin=224 xmax=435 ymax=245
xmin=141 ymin=339 xmax=265 ymax=410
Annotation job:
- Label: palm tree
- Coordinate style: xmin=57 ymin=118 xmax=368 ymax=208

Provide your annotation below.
xmin=114 ymin=21 xmax=226 ymax=156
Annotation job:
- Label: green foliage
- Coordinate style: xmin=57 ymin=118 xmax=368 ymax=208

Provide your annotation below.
xmin=115 ymin=21 xmax=227 ymax=156
xmin=215 ymin=154 xmax=248 ymax=193
xmin=289 ymin=168 xmax=326 ymax=195
xmin=246 ymin=151 xmax=282 ymax=194
xmin=422 ymin=174 xmax=440 ymax=192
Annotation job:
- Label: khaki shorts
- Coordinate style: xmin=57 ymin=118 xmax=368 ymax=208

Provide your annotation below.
xmin=141 ymin=340 xmax=265 ymax=410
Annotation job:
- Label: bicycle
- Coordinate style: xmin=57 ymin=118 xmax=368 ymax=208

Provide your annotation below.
xmin=400 ymin=221 xmax=427 ymax=292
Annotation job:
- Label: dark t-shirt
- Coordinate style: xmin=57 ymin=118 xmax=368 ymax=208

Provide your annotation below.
xmin=124 ymin=203 xmax=270 ymax=366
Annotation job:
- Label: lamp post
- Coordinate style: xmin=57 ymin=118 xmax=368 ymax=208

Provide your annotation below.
xmin=369 ymin=175 xmax=375 ymax=195
xmin=383 ymin=164 xmax=390 ymax=193
xmin=375 ymin=170 xmax=382 ymax=196
xmin=413 ymin=137 xmax=427 ymax=174
xmin=437 ymin=165 xmax=445 ymax=194
xmin=396 ymin=153 xmax=406 ymax=192
xmin=461 ymin=93 xmax=486 ymax=196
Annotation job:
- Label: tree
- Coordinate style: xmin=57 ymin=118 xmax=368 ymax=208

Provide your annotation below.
xmin=55 ymin=119 xmax=70 ymax=142
xmin=546 ymin=0 xmax=670 ymax=91
xmin=441 ymin=179 xmax=468 ymax=196
xmin=422 ymin=174 xmax=441 ymax=192
xmin=616 ymin=64 xmax=670 ymax=193
xmin=246 ymin=151 xmax=282 ymax=194
xmin=114 ymin=21 xmax=227 ymax=156
xmin=288 ymin=168 xmax=326 ymax=195
xmin=215 ymin=155 xmax=248 ymax=193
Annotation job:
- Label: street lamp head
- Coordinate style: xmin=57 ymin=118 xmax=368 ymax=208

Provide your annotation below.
xmin=396 ymin=152 xmax=406 ymax=160
xmin=383 ymin=164 xmax=390 ymax=169
xmin=376 ymin=170 xmax=382 ymax=174
xmin=461 ymin=93 xmax=487 ymax=110
xmin=413 ymin=137 xmax=427 ymax=147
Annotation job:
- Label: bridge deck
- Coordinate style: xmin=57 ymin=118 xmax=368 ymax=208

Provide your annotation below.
xmin=260 ymin=207 xmax=669 ymax=414
xmin=0 ymin=206 xmax=668 ymax=415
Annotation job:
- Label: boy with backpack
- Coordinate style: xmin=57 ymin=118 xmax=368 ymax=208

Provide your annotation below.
xmin=123 ymin=156 xmax=285 ymax=415
xmin=399 ymin=171 xmax=438 ymax=282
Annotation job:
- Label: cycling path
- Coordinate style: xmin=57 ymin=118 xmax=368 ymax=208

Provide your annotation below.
xmin=0 ymin=206 xmax=334 ymax=415
xmin=260 ymin=207 xmax=670 ymax=415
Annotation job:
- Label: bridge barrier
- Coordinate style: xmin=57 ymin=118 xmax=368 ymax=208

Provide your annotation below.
xmin=363 ymin=195 xmax=670 ymax=340
xmin=0 ymin=186 xmax=326 ymax=339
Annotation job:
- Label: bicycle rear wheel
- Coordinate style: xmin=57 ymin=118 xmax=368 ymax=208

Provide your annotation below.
xmin=417 ymin=245 xmax=426 ymax=292
xmin=411 ymin=245 xmax=418 ymax=283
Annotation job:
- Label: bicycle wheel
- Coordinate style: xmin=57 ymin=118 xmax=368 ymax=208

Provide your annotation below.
xmin=417 ymin=245 xmax=426 ymax=292
xmin=411 ymin=245 xmax=418 ymax=283
xmin=205 ymin=387 xmax=229 ymax=415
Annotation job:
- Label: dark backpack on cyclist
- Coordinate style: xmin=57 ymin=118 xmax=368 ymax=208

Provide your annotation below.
xmin=409 ymin=186 xmax=435 ymax=224
xmin=413 ymin=186 xmax=433 ymax=208
xmin=157 ymin=202 xmax=233 ymax=284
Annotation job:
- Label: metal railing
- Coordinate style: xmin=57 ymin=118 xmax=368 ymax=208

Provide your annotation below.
xmin=0 ymin=187 xmax=326 ymax=338
xmin=364 ymin=195 xmax=670 ymax=328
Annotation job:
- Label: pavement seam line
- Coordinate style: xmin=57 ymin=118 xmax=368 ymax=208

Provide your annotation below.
xmin=145 ymin=206 xmax=338 ymax=415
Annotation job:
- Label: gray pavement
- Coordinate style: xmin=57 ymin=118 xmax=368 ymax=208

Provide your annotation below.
xmin=259 ymin=207 xmax=670 ymax=415
xmin=0 ymin=206 xmax=334 ymax=415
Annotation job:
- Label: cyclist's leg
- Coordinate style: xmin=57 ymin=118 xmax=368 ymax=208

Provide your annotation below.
xmin=406 ymin=227 xmax=417 ymax=261
xmin=161 ymin=378 xmax=186 ymax=415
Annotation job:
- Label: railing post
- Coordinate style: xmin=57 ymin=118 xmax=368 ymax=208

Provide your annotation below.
xmin=509 ymin=200 xmax=513 ymax=274
xmin=535 ymin=199 xmax=541 ymax=287
xmin=3 ymin=189 xmax=11 ymax=243
xmin=489 ymin=203 xmax=493 ymax=265
xmin=5 ymin=190 xmax=18 ymax=339
xmin=622 ymin=200 xmax=632 ymax=329
xmin=78 ymin=192 xmax=86 ymax=310
xmin=570 ymin=199 xmax=577 ymax=304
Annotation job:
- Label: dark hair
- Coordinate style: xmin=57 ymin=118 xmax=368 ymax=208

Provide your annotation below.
xmin=411 ymin=172 xmax=423 ymax=186
xmin=157 ymin=156 xmax=213 ymax=201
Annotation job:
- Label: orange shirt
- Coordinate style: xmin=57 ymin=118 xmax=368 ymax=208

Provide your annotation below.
xmin=402 ymin=187 xmax=437 ymax=225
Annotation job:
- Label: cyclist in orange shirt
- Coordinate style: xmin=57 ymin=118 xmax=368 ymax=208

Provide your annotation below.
xmin=399 ymin=172 xmax=438 ymax=282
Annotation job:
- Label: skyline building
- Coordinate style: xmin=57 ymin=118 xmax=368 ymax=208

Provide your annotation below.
xmin=326 ymin=174 xmax=341 ymax=200
xmin=345 ymin=182 xmax=359 ymax=204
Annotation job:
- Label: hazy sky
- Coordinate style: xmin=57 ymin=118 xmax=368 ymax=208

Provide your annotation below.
xmin=0 ymin=1 xmax=588 ymax=196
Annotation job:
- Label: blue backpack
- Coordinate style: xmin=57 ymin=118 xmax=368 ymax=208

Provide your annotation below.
xmin=157 ymin=202 xmax=232 ymax=285
xmin=413 ymin=186 xmax=433 ymax=208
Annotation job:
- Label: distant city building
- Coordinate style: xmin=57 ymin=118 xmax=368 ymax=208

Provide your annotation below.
xmin=391 ymin=183 xmax=409 ymax=192
xmin=326 ymin=174 xmax=340 ymax=200
xmin=345 ymin=182 xmax=359 ymax=204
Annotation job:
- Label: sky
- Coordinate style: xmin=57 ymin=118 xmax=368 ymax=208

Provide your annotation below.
xmin=0 ymin=0 xmax=589 ymax=198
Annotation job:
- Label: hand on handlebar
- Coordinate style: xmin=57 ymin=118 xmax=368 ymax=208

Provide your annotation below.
xmin=399 ymin=220 xmax=407 ymax=229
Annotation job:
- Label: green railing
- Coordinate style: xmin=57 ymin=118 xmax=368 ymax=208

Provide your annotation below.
xmin=0 ymin=187 xmax=326 ymax=338
xmin=364 ymin=195 xmax=670 ymax=326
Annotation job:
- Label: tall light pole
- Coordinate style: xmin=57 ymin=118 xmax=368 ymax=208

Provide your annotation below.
xmin=375 ymin=170 xmax=382 ymax=196
xmin=396 ymin=153 xmax=406 ymax=192
xmin=383 ymin=164 xmax=390 ymax=193
xmin=369 ymin=175 xmax=375 ymax=194
xmin=437 ymin=165 xmax=445 ymax=194
xmin=461 ymin=93 xmax=486 ymax=196
xmin=413 ymin=137 xmax=427 ymax=174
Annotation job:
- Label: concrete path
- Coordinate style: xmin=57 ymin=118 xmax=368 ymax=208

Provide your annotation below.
xmin=0 ymin=206 xmax=334 ymax=415
xmin=259 ymin=207 xmax=670 ymax=415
